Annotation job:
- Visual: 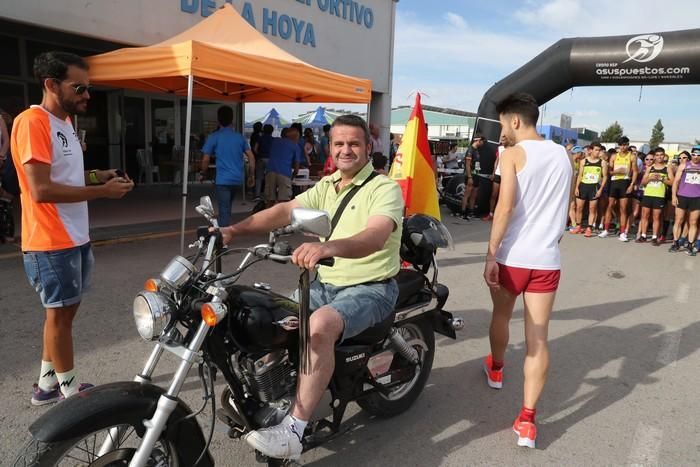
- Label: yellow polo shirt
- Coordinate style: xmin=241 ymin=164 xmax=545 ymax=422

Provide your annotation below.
xmin=296 ymin=163 xmax=404 ymax=287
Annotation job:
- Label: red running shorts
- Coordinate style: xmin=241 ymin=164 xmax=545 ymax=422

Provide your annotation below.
xmin=498 ymin=264 xmax=561 ymax=296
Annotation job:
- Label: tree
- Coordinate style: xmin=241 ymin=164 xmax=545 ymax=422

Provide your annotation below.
xmin=601 ymin=121 xmax=623 ymax=142
xmin=649 ymin=119 xmax=664 ymax=149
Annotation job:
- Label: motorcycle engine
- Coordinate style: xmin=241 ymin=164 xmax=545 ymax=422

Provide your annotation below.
xmin=239 ymin=351 xmax=296 ymax=403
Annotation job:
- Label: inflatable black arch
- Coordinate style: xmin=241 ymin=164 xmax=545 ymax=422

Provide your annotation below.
xmin=464 ymin=28 xmax=700 ymax=214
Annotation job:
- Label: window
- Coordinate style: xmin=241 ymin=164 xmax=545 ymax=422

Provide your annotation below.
xmin=0 ymin=35 xmax=21 ymax=77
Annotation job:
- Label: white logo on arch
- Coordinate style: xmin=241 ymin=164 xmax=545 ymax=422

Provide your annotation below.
xmin=623 ymin=34 xmax=664 ymax=63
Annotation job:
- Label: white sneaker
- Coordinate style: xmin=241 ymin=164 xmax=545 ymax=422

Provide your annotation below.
xmin=244 ymin=419 xmax=303 ymax=460
xmin=619 ymin=232 xmax=629 ymax=242
xmin=598 ymin=230 xmax=609 ymax=238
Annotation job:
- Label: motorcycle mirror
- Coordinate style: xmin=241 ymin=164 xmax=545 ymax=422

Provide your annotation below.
xmin=197 ymin=196 xmax=215 ymax=217
xmin=290 ymin=208 xmax=331 ymax=237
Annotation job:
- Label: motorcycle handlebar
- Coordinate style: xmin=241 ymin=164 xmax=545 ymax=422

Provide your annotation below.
xmin=266 ymin=253 xmax=335 ymax=268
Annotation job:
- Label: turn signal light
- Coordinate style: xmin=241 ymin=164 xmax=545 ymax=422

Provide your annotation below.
xmin=144 ymin=278 xmax=162 ymax=292
xmin=201 ymin=303 xmax=219 ymax=326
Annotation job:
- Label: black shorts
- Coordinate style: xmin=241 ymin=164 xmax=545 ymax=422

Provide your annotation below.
xmin=493 ymin=174 xmax=501 ymax=184
xmin=677 ymin=195 xmax=700 ymax=211
xmin=642 ymin=196 xmax=665 ymax=209
xmin=577 ymin=183 xmax=599 ymax=201
xmin=609 ymin=179 xmax=632 ymax=199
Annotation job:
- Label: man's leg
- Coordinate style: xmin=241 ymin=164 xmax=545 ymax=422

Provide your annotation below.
xmin=619 ymin=197 xmax=630 ymax=236
xmin=522 ymin=291 xmax=556 ymax=410
xmin=245 ymin=305 xmax=343 ymax=459
xmin=489 ymin=287 xmax=518 ymax=364
xmin=588 ymin=199 xmax=598 ymax=231
xmin=43 ymin=304 xmax=79 ymax=372
xmin=460 ymin=179 xmax=471 ymax=216
xmin=215 ymin=184 xmax=233 ymax=227
xmin=292 ymin=306 xmax=344 ymax=420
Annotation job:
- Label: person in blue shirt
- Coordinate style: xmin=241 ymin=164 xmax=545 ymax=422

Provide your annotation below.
xmin=319 ymin=124 xmax=330 ymax=164
xmin=200 ymin=106 xmax=255 ymax=226
xmin=265 ymin=126 xmax=303 ymax=206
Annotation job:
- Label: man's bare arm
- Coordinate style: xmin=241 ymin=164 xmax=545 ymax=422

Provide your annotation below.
xmin=487 ymin=148 xmax=519 ymax=259
xmin=226 ymin=200 xmax=301 ymax=238
xmin=24 ymin=162 xmax=132 ymax=203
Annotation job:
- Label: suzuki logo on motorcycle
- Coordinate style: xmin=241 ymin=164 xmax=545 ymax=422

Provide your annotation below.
xmin=346 ymin=353 xmax=366 ymax=363
xmin=623 ymin=34 xmax=664 ymax=63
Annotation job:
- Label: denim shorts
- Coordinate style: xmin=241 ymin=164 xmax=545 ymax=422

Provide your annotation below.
xmin=292 ymin=279 xmax=399 ymax=343
xmin=22 ymin=243 xmax=94 ymax=308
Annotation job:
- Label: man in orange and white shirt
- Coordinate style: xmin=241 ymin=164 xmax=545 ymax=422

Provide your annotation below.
xmin=12 ymin=51 xmax=133 ymax=405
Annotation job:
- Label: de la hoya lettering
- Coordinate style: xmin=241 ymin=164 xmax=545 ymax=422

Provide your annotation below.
xmin=180 ymin=0 xmax=374 ymax=49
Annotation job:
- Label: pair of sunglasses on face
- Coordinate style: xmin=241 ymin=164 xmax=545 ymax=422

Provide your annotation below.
xmin=53 ymin=78 xmax=93 ymax=95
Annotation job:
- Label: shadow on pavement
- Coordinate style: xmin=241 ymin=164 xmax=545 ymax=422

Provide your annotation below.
xmin=305 ymin=296 xmax=700 ymax=466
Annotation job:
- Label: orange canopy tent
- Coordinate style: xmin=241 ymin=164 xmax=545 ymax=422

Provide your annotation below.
xmin=85 ymin=4 xmax=372 ymax=250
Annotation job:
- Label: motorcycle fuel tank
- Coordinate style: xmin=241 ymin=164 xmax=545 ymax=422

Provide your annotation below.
xmin=226 ymin=285 xmax=299 ymax=353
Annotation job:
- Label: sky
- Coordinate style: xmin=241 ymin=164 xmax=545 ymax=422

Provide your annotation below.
xmin=248 ymin=0 xmax=699 ymax=143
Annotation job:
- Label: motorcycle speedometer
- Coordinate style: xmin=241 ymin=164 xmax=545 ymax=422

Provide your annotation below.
xmin=133 ymin=291 xmax=173 ymax=341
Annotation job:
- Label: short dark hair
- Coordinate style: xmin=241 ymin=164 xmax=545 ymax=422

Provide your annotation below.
xmin=371 ymin=153 xmax=388 ymax=170
xmin=263 ymin=124 xmax=274 ymax=135
xmin=292 ymin=122 xmax=303 ymax=133
xmin=281 ymin=127 xmax=288 ymax=137
xmin=607 ymin=148 xmax=616 ymax=155
xmin=654 ymin=146 xmax=665 ymax=154
xmin=217 ymin=106 xmax=234 ymax=127
xmin=323 ymin=124 xmax=331 ymax=133
xmin=591 ymin=141 xmax=603 ymax=149
xmin=618 ymin=136 xmax=630 ymax=145
xmin=253 ymin=121 xmax=262 ymax=131
xmin=33 ymin=51 xmax=89 ymax=85
xmin=495 ymin=93 xmax=539 ymax=127
xmin=472 ymin=133 xmax=484 ymax=142
xmin=600 ymin=145 xmax=606 ymax=151
xmin=331 ymin=114 xmax=370 ymax=145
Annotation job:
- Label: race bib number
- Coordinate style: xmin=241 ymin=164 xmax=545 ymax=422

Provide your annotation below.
xmin=648 ymin=180 xmax=663 ymax=187
xmin=685 ymin=172 xmax=700 ymax=185
xmin=583 ymin=172 xmax=600 ymax=183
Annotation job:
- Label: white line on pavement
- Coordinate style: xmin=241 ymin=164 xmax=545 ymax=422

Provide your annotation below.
xmin=674 ymin=283 xmax=690 ymax=304
xmin=657 ymin=328 xmax=682 ymax=368
xmin=628 ymin=422 xmax=663 ymax=467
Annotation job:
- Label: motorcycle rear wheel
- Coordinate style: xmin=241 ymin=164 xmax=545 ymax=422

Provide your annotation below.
xmin=357 ymin=319 xmax=435 ymax=418
xmin=14 ymin=421 xmax=182 ymax=467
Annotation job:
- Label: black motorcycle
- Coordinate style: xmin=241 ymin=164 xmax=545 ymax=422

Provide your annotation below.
xmin=15 ymin=196 xmax=462 ymax=467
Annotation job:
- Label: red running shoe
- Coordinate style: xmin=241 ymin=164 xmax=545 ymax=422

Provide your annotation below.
xmin=482 ymin=214 xmax=494 ymax=221
xmin=569 ymin=226 xmax=582 ymax=234
xmin=513 ymin=416 xmax=537 ymax=449
xmin=482 ymin=355 xmax=503 ymax=389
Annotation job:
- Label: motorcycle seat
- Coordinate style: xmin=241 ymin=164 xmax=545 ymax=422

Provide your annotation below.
xmin=343 ymin=309 xmax=396 ymax=346
xmin=395 ymin=269 xmax=428 ymax=308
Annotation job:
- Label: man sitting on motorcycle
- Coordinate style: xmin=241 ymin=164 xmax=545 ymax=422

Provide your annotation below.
xmin=221 ymin=114 xmax=404 ymax=460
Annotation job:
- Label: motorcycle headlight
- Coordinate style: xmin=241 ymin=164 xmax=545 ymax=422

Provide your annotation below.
xmin=133 ymin=291 xmax=173 ymax=341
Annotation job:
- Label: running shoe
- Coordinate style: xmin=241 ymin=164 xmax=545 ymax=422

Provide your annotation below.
xmin=482 ymin=214 xmax=494 ymax=221
xmin=651 ymin=238 xmax=660 ymax=246
xmin=658 ymin=235 xmax=665 ymax=244
xmin=619 ymin=232 xmax=629 ymax=242
xmin=669 ymin=243 xmax=680 ymax=253
xmin=31 ymin=383 xmax=61 ymax=406
xmin=482 ymin=355 xmax=503 ymax=389
xmin=513 ymin=416 xmax=537 ymax=449
xmin=569 ymin=226 xmax=582 ymax=235
xmin=688 ymin=246 xmax=698 ymax=257
xmin=584 ymin=227 xmax=593 ymax=238
xmin=598 ymin=230 xmax=609 ymax=238
xmin=58 ymin=383 xmax=95 ymax=400
xmin=244 ymin=419 xmax=303 ymax=460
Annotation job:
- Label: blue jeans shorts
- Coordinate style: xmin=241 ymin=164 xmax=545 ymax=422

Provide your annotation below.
xmin=292 ymin=279 xmax=399 ymax=342
xmin=22 ymin=243 xmax=94 ymax=308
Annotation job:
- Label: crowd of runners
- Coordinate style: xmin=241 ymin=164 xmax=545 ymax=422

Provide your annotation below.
xmin=565 ymin=137 xmax=700 ymax=256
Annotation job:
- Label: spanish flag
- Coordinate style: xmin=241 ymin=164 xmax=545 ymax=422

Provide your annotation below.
xmin=389 ymin=93 xmax=441 ymax=220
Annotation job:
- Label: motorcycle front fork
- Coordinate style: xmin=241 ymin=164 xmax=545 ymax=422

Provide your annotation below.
xmin=98 ymin=321 xmax=211 ymax=467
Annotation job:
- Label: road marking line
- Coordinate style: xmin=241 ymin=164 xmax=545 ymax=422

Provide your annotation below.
xmin=628 ymin=422 xmax=663 ymax=467
xmin=657 ymin=328 xmax=681 ymax=368
xmin=674 ymin=283 xmax=689 ymax=304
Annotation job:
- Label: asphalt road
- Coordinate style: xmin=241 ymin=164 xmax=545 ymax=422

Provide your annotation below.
xmin=1 ymin=211 xmax=699 ymax=466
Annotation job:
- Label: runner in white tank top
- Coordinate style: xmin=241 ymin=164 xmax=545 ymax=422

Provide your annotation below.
xmin=482 ymin=93 xmax=573 ymax=450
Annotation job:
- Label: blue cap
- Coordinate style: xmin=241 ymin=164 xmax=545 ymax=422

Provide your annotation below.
xmin=571 ymin=146 xmax=583 ymax=153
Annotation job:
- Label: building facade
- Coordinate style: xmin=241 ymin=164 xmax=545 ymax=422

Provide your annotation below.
xmin=0 ymin=0 xmax=397 ymax=180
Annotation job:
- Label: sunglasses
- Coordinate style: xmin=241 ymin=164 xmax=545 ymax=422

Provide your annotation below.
xmin=644 ymin=158 xmax=653 ymax=161
xmin=53 ymin=79 xmax=92 ymax=95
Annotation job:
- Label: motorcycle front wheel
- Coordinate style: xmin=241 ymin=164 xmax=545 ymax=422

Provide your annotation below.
xmin=357 ymin=319 xmax=435 ymax=418
xmin=14 ymin=420 xmax=182 ymax=467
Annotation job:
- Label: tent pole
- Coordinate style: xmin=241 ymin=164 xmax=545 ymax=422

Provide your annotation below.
xmin=366 ymin=102 xmax=371 ymax=125
xmin=180 ymin=74 xmax=194 ymax=254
